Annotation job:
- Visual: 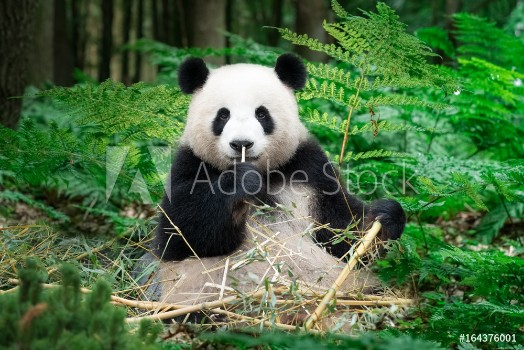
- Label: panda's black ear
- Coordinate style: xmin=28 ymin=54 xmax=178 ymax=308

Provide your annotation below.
xmin=274 ymin=53 xmax=307 ymax=90
xmin=178 ymin=57 xmax=209 ymax=94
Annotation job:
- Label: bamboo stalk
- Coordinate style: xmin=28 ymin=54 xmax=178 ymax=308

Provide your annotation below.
xmin=304 ymin=221 xmax=382 ymax=330
xmin=208 ymin=308 xmax=321 ymax=333
xmin=274 ymin=298 xmax=413 ymax=306
xmin=219 ymin=257 xmax=230 ymax=300
xmin=125 ymin=289 xmax=267 ymax=323
xmin=8 ymin=276 xmax=413 ymax=313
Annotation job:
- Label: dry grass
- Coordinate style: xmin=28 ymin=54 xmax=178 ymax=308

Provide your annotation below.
xmin=0 ymin=212 xmax=413 ymax=334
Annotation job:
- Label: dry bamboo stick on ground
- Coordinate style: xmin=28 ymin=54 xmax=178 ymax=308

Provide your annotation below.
xmin=7 ymin=276 xmax=413 ymax=310
xmin=208 ymin=307 xmax=321 ymax=333
xmin=304 ymin=221 xmax=382 ymax=330
xmin=125 ymin=289 xmax=268 ymax=323
xmin=274 ymin=298 xmax=413 ymax=306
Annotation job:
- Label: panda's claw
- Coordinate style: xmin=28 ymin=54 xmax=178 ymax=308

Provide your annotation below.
xmin=368 ymin=199 xmax=406 ymax=241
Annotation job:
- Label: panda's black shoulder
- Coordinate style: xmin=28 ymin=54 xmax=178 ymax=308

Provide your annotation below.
xmin=170 ymin=145 xmax=220 ymax=180
xmin=280 ymin=139 xmax=328 ymax=172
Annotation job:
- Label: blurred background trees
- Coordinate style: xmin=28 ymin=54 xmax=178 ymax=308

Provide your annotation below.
xmin=0 ymin=0 xmax=522 ymax=128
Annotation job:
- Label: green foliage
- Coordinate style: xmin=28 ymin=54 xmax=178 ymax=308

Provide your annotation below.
xmin=378 ymin=226 xmax=524 ymax=347
xmin=39 ymin=81 xmax=188 ymax=142
xmin=279 ymin=1 xmax=458 ymax=112
xmin=453 ymin=13 xmax=524 ymax=68
xmin=0 ymin=81 xmax=187 ymax=232
xmin=133 ymin=34 xmax=283 ymax=84
xmin=0 ymin=259 xmax=162 ymax=349
xmin=202 ymin=330 xmax=445 ymax=350
xmin=475 ymin=202 xmax=524 ymax=243
xmin=1 ymin=2 xmax=523 ymax=349
xmin=415 ymin=27 xmax=455 ymax=59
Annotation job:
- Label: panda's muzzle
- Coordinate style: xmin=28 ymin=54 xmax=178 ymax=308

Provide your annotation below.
xmin=229 ymin=140 xmax=254 ymax=152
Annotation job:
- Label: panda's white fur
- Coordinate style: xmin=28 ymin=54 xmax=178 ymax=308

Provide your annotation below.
xmin=180 ymin=63 xmax=309 ymax=171
xmin=149 ymin=54 xmax=406 ymax=311
xmin=155 ymin=184 xmax=379 ymax=305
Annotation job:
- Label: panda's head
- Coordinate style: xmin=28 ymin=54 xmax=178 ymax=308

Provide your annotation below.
xmin=179 ymin=54 xmax=309 ymax=171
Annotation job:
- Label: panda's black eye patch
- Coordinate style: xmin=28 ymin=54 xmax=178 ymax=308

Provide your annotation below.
xmin=255 ymin=106 xmax=274 ymax=134
xmin=212 ymin=107 xmax=230 ymax=136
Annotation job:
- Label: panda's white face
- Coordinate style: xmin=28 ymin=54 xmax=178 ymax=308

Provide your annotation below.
xmin=181 ymin=64 xmax=308 ymax=170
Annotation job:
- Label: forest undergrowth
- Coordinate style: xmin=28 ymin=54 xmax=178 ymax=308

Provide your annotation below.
xmin=0 ymin=2 xmax=523 ymax=349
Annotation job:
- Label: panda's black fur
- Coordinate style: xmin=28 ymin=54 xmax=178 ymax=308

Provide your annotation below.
xmin=178 ymin=57 xmax=209 ymax=94
xmin=155 ymin=140 xmax=405 ymax=261
xmin=153 ymin=54 xmax=405 ymax=263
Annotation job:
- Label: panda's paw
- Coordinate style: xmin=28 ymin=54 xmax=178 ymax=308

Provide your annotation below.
xmin=234 ymin=162 xmax=265 ymax=197
xmin=369 ymin=199 xmax=406 ymax=240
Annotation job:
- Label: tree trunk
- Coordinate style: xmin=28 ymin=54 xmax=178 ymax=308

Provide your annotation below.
xmin=445 ymin=0 xmax=461 ymax=58
xmin=295 ymin=0 xmax=329 ymax=62
xmin=161 ymin=0 xmax=172 ymax=45
xmin=99 ymin=0 xmax=114 ymax=81
xmin=54 ymin=0 xmax=75 ymax=86
xmin=175 ymin=0 xmax=188 ymax=47
xmin=187 ymin=0 xmax=226 ymax=64
xmin=71 ymin=0 xmax=90 ymax=73
xmin=133 ymin=0 xmax=143 ymax=83
xmin=28 ymin=0 xmax=54 ymax=87
xmin=267 ymin=0 xmax=283 ymax=47
xmin=121 ymin=0 xmax=133 ymax=84
xmin=151 ymin=0 xmax=159 ymax=41
xmin=445 ymin=0 xmax=461 ymax=31
xmin=0 ymin=0 xmax=38 ymax=129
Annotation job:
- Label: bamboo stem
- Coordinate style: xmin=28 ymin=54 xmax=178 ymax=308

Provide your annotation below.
xmin=304 ymin=221 xmax=382 ymax=330
xmin=125 ymin=289 xmax=267 ymax=323
xmin=207 ymin=308 xmax=315 ymax=332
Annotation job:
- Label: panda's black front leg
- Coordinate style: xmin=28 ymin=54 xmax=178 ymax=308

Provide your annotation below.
xmin=154 ymin=148 xmax=264 ymax=261
xmin=282 ymin=140 xmax=406 ymax=259
xmin=315 ymin=172 xmax=406 ymax=258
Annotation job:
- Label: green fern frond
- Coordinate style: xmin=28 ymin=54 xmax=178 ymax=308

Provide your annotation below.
xmin=341 ymin=149 xmax=409 ymax=162
xmin=302 ymin=108 xmax=433 ymax=135
xmin=297 ymin=78 xmax=359 ymax=107
xmin=330 ymin=0 xmax=350 ymax=20
xmin=278 ymin=28 xmax=352 ymax=63
xmin=365 ymin=94 xmax=449 ymax=109
xmin=453 ymin=13 xmax=524 ymax=69
xmin=281 ymin=2 xmax=458 ymax=165
xmin=305 ymin=62 xmax=354 ymax=87
xmin=39 ymin=81 xmax=188 ymax=143
xmin=458 ymin=57 xmax=524 ymax=106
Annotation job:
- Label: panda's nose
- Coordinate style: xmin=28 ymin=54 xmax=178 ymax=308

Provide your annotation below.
xmin=230 ymin=140 xmax=254 ymax=152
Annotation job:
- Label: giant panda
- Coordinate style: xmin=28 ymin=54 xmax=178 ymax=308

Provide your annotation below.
xmin=148 ymin=54 xmax=406 ymax=308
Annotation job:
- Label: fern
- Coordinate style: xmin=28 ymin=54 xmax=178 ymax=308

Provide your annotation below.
xmin=453 ymin=13 xmax=524 ymax=69
xmin=0 ymin=82 xmax=187 ymax=230
xmin=280 ymin=1 xmax=458 ymax=165
xmin=301 ymin=107 xmax=432 ymax=135
xmin=475 ymin=202 xmax=524 ymax=243
xmin=378 ymin=225 xmax=524 ymax=346
xmin=341 ymin=149 xmax=409 ymax=163
xmin=39 ymin=81 xmax=188 ymax=143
